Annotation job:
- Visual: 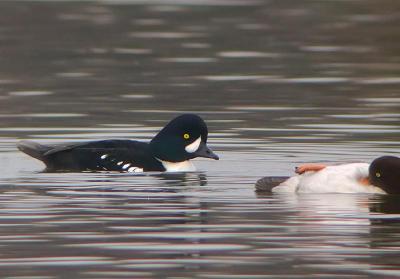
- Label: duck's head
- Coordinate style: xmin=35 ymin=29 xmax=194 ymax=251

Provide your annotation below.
xmin=369 ymin=156 xmax=400 ymax=194
xmin=150 ymin=114 xmax=219 ymax=163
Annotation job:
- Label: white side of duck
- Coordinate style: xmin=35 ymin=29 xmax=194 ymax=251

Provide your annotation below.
xmin=273 ymin=163 xmax=386 ymax=194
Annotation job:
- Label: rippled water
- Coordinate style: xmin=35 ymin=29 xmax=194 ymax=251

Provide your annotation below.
xmin=1 ymin=0 xmax=400 ymax=278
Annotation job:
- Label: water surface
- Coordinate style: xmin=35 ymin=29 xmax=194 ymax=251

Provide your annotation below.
xmin=1 ymin=0 xmax=400 ymax=278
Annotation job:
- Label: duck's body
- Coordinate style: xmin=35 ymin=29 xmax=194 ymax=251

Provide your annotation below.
xmin=18 ymin=114 xmax=219 ymax=173
xmin=271 ymin=163 xmax=385 ymax=194
xmin=256 ymin=156 xmax=400 ymax=195
xmin=18 ymin=140 xmax=164 ymax=172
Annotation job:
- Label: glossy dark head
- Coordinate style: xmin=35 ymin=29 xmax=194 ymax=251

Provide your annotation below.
xmin=369 ymin=156 xmax=400 ymax=194
xmin=149 ymin=114 xmax=219 ymax=162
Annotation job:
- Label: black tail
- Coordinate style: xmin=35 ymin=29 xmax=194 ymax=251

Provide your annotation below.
xmin=255 ymin=176 xmax=288 ymax=192
xmin=17 ymin=140 xmax=51 ymax=161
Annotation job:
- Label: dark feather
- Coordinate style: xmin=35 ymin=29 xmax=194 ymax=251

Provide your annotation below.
xmin=20 ymin=140 xmax=165 ymax=172
xmin=255 ymin=176 xmax=288 ymax=192
xmin=17 ymin=140 xmax=51 ymax=161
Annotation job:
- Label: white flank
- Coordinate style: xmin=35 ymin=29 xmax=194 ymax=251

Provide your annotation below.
xmin=273 ymin=163 xmax=386 ymax=194
xmin=117 ymin=161 xmax=123 ymax=166
xmin=185 ymin=136 xmax=201 ymax=153
xmin=100 ymin=154 xmax=109 ymax=160
xmin=158 ymin=159 xmax=196 ymax=172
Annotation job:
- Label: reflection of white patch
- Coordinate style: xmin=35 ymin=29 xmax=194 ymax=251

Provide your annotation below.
xmin=278 ymin=194 xmax=372 ymax=229
xmin=128 ymin=167 xmax=143 ymax=173
xmin=185 ymin=136 xmax=201 ymax=153
xmin=157 ymin=159 xmax=196 ymax=172
xmin=100 ymin=154 xmax=108 ymax=160
xmin=117 ymin=161 xmax=123 ymax=165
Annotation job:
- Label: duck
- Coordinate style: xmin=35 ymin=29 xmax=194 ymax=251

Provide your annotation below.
xmin=17 ymin=114 xmax=219 ymax=172
xmin=255 ymin=156 xmax=400 ymax=194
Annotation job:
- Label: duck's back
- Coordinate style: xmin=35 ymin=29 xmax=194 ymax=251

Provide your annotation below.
xmin=18 ymin=140 xmax=164 ymax=172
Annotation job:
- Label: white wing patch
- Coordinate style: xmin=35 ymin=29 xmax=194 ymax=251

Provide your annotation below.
xmin=122 ymin=163 xmax=131 ymax=169
xmin=185 ymin=136 xmax=201 ymax=153
xmin=128 ymin=167 xmax=143 ymax=173
xmin=98 ymin=154 xmax=145 ymax=173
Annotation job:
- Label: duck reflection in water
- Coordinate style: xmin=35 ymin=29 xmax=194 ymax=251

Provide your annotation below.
xmin=155 ymin=172 xmax=208 ymax=187
xmin=90 ymin=172 xmax=208 ymax=193
xmin=369 ymin=195 xmax=400 ymax=215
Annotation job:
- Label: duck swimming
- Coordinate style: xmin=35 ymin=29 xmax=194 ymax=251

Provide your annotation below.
xmin=256 ymin=156 xmax=400 ymax=194
xmin=17 ymin=114 xmax=219 ymax=172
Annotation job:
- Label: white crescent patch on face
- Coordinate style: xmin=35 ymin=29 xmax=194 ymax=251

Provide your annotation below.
xmin=185 ymin=136 xmax=201 ymax=153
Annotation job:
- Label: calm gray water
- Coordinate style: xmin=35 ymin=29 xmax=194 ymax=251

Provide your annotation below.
xmin=1 ymin=0 xmax=400 ymax=278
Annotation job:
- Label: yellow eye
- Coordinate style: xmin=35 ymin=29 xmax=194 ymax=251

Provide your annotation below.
xmin=183 ymin=133 xmax=190 ymax=139
xmin=376 ymin=172 xmax=381 ymax=178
